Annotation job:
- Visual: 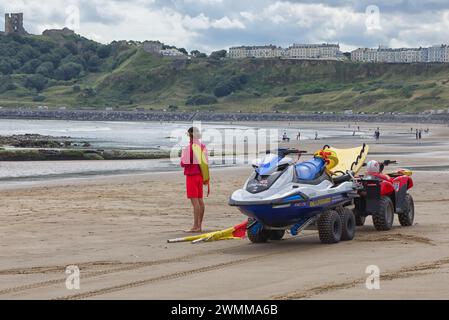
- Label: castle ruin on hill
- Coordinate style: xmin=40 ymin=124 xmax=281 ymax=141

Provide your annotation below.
xmin=4 ymin=13 xmax=28 ymax=35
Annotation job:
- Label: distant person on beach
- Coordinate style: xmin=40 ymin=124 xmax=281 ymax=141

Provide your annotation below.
xmin=282 ymin=131 xmax=290 ymax=142
xmin=419 ymin=130 xmax=422 ymax=140
xmin=374 ymin=129 xmax=380 ymax=141
xmin=315 ymin=131 xmax=319 ymax=140
xmin=296 ymin=131 xmax=301 ymax=140
xmin=416 ymin=129 xmax=419 ymax=140
xmin=180 ymin=127 xmax=210 ymax=233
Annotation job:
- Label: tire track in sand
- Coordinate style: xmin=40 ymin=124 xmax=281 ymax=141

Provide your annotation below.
xmin=54 ymin=235 xmax=321 ymax=300
xmin=3 ymin=229 xmax=437 ymax=299
xmin=273 ymin=257 xmax=449 ymax=300
xmin=0 ymin=235 xmax=317 ymax=297
xmin=0 ymin=246 xmax=243 ymax=296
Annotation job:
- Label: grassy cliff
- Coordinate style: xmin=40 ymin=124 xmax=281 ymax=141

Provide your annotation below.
xmin=1 ymin=32 xmax=449 ymax=113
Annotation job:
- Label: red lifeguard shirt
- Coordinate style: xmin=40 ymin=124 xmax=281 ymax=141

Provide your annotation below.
xmin=180 ymin=139 xmax=208 ymax=176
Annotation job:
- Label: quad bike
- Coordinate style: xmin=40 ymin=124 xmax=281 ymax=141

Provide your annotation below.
xmin=354 ymin=160 xmax=415 ymax=231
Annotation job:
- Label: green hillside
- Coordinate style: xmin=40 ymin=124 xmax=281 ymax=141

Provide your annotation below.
xmin=1 ymin=32 xmax=449 ymax=113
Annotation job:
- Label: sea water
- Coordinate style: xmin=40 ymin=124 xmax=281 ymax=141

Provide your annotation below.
xmin=0 ymin=119 xmax=360 ymax=185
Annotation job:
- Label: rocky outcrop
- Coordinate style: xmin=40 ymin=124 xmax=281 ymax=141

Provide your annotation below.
xmin=0 ymin=134 xmax=70 ymax=148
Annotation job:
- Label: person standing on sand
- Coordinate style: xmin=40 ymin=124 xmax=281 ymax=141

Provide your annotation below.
xmin=180 ymin=127 xmax=210 ymax=233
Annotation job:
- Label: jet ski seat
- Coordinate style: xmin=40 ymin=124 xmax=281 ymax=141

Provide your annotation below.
xmin=295 ymin=158 xmax=326 ymax=181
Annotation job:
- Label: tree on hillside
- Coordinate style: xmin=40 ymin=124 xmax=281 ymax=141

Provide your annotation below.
xmin=209 ymin=50 xmax=227 ymax=60
xmin=97 ymin=45 xmax=112 ymax=59
xmin=178 ymin=48 xmax=188 ymax=55
xmin=19 ymin=59 xmax=41 ymax=74
xmin=190 ymin=50 xmax=207 ymax=58
xmin=18 ymin=45 xmax=40 ymax=61
xmin=55 ymin=62 xmax=83 ymax=80
xmin=40 ymin=53 xmax=61 ymax=66
xmin=25 ymin=74 xmax=48 ymax=92
xmin=53 ymin=47 xmax=71 ymax=59
xmin=0 ymin=76 xmax=17 ymax=93
xmin=0 ymin=61 xmax=13 ymax=75
xmin=213 ymin=74 xmax=248 ymax=97
xmin=64 ymin=41 xmax=78 ymax=55
xmin=87 ymin=55 xmax=101 ymax=72
xmin=36 ymin=62 xmax=55 ymax=78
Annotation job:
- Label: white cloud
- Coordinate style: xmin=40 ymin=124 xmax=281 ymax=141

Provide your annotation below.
xmin=182 ymin=13 xmax=245 ymax=31
xmin=211 ymin=16 xmax=245 ymax=29
xmin=2 ymin=0 xmax=449 ymax=53
xmin=183 ymin=0 xmax=223 ymax=5
xmin=240 ymin=11 xmax=257 ymax=22
xmin=183 ymin=13 xmax=211 ymax=30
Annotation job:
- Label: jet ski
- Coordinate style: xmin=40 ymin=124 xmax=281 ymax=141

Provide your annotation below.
xmin=229 ymin=145 xmax=369 ymax=244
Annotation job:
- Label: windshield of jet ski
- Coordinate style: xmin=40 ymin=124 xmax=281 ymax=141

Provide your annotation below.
xmin=256 ymin=154 xmax=282 ymax=176
xmin=247 ymin=154 xmax=290 ymax=194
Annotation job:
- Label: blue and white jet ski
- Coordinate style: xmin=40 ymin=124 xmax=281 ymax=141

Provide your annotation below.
xmin=229 ymin=147 xmax=368 ymax=244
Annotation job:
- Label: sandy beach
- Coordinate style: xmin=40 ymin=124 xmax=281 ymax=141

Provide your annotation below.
xmin=1 ymin=121 xmax=449 ymax=300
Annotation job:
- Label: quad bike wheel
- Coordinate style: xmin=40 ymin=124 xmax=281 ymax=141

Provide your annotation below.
xmin=372 ymin=196 xmax=394 ymax=231
xmin=398 ymin=194 xmax=415 ymax=227
xmin=317 ymin=210 xmax=342 ymax=244
xmin=269 ymin=230 xmax=286 ymax=241
xmin=247 ymin=218 xmax=270 ymax=243
xmin=353 ymin=207 xmax=366 ymax=226
xmin=337 ymin=207 xmax=356 ymax=241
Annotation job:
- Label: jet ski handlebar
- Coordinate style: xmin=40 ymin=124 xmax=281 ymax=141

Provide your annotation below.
xmin=382 ymin=160 xmax=397 ymax=166
xmin=274 ymin=149 xmax=308 ymax=158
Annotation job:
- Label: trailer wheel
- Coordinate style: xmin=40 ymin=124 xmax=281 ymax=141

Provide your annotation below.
xmin=373 ymin=196 xmax=394 ymax=231
xmin=338 ymin=208 xmax=356 ymax=241
xmin=317 ymin=210 xmax=342 ymax=244
xmin=398 ymin=194 xmax=415 ymax=227
xmin=353 ymin=208 xmax=366 ymax=226
xmin=269 ymin=230 xmax=286 ymax=241
xmin=247 ymin=218 xmax=270 ymax=243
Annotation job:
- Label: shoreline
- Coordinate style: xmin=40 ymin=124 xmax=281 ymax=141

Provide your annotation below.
xmin=1 ymin=121 xmax=447 ymax=188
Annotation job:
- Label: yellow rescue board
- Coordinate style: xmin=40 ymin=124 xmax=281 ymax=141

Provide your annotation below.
xmin=326 ymin=145 xmax=370 ymax=176
xmin=192 ymin=143 xmax=210 ymax=183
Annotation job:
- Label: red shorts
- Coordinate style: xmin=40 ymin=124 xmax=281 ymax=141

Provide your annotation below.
xmin=186 ymin=175 xmax=203 ymax=199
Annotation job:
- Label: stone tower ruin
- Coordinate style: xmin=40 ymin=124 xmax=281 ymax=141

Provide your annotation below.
xmin=5 ymin=13 xmax=27 ymax=35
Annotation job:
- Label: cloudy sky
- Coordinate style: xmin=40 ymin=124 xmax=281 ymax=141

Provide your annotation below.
xmin=2 ymin=0 xmax=449 ymax=53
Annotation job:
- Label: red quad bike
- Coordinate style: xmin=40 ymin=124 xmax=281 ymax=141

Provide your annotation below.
xmin=354 ymin=160 xmax=415 ymax=231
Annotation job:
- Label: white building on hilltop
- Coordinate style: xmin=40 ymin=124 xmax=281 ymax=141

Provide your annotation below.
xmin=351 ymin=45 xmax=449 ymax=63
xmin=228 ymin=45 xmax=285 ymax=59
xmin=160 ymin=48 xmax=186 ymax=57
xmin=287 ymin=43 xmax=340 ymax=60
xmin=427 ymin=45 xmax=449 ymax=63
xmin=228 ymin=43 xmax=341 ymax=60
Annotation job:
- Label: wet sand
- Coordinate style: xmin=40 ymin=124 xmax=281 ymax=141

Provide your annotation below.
xmin=1 ymin=122 xmax=449 ymax=300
